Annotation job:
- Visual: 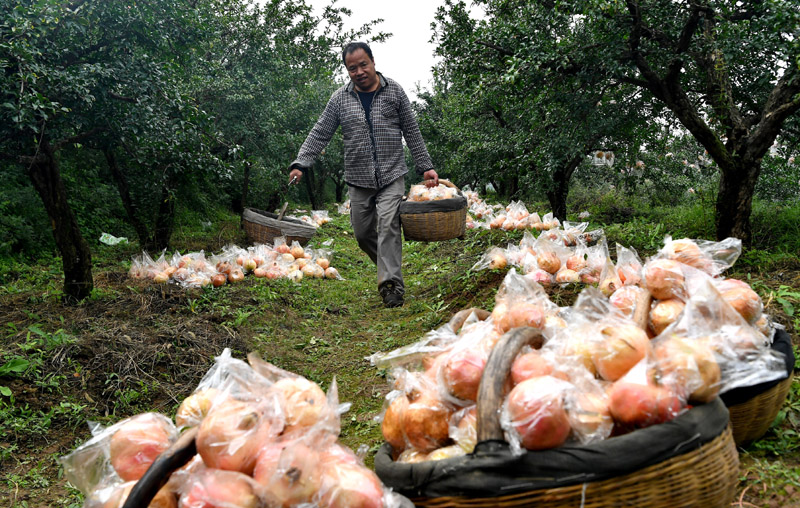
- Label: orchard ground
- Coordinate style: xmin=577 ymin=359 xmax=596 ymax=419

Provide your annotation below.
xmin=0 ymin=209 xmax=798 ymax=507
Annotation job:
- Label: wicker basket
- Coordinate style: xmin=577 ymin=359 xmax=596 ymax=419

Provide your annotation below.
xmin=242 ymin=207 xmax=315 ymax=247
xmin=408 ymin=427 xmax=738 ymax=508
xmin=375 ymin=327 xmax=740 ymax=508
xmin=400 ymin=180 xmax=467 ymax=242
xmin=728 ymin=375 xmax=793 ymax=446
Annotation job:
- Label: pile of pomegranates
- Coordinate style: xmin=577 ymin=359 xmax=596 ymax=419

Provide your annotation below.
xmin=128 ymin=238 xmax=343 ymax=289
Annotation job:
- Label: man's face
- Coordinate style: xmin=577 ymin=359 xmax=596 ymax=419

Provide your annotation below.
xmin=345 ymin=48 xmax=378 ymax=92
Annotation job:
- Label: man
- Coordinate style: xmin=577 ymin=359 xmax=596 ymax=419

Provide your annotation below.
xmin=289 ymin=42 xmax=438 ymax=308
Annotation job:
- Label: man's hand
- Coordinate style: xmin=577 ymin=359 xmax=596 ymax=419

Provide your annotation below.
xmin=423 ymin=169 xmax=439 ymax=188
xmin=289 ymin=168 xmax=303 ymax=184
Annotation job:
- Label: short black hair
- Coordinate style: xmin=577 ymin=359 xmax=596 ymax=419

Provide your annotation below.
xmin=342 ymin=42 xmax=374 ymax=65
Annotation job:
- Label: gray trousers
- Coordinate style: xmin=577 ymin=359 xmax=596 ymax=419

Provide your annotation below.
xmin=349 ymin=176 xmax=404 ymax=293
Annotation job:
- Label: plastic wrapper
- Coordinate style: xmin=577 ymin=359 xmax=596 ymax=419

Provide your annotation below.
xmin=531 ymin=236 xmax=568 ymax=275
xmin=642 ymin=258 xmax=687 ymax=301
xmin=59 ymin=413 xmax=178 ymax=498
xmin=501 ymin=375 xmax=575 ymax=454
xmin=490 ymin=269 xmax=558 ymax=334
xmin=504 ymin=200 xmax=530 ymax=230
xmin=379 ymin=373 xmax=456 ymax=455
xmin=564 ymin=373 xmax=613 ymax=444
xmin=651 ymin=280 xmax=787 ymax=394
xmin=473 ymin=246 xmax=510 ymax=272
xmin=407 ymin=183 xmax=458 ymax=202
xmin=560 ymin=221 xmax=589 ymax=247
xmin=615 ymin=243 xmax=644 ymax=286
xmin=510 ymin=346 xmax=557 ymax=385
xmin=337 ymin=200 xmax=351 ymax=215
xmin=606 ymin=359 xmax=687 ymax=433
xmin=83 ymin=481 xmax=177 ymax=508
xmin=608 ymin=284 xmax=649 ymax=318
xmin=711 ymin=277 xmax=764 ymax=324
xmin=596 ymin=256 xmax=622 ymax=296
xmin=488 ymin=213 xmax=507 ymax=230
xmin=540 ymin=212 xmax=560 ymax=231
xmin=311 ymin=210 xmax=331 ymax=226
xmin=449 ymin=405 xmax=477 ymax=453
xmin=655 ymin=236 xmax=742 ymax=276
xmin=577 ymin=239 xmax=609 ymax=285
xmin=177 ymin=467 xmax=265 ymax=508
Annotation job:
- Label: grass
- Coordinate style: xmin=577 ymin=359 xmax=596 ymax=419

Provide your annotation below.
xmin=0 ymin=203 xmax=798 ymax=506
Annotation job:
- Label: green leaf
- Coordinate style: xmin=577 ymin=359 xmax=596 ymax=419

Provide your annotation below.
xmin=0 ymin=358 xmax=30 ymax=376
xmin=0 ymin=386 xmax=11 ymax=397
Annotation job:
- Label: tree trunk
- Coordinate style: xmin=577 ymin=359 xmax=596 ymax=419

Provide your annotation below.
xmin=546 ymin=148 xmax=588 ymax=222
xmin=152 ymin=180 xmax=176 ymax=251
xmin=714 ymin=158 xmax=760 ymax=244
xmin=238 ymin=160 xmax=250 ymax=214
xmin=27 ymin=138 xmax=93 ymax=302
xmin=332 ymin=176 xmax=345 ymax=202
xmin=502 ymin=173 xmax=519 ymax=200
xmin=303 ymin=168 xmax=321 ymax=210
xmin=104 ymin=148 xmax=151 ymax=247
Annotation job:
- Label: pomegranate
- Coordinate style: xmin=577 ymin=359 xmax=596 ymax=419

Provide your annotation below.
xmin=318 ymin=462 xmax=384 ymax=508
xmin=608 ymin=381 xmax=682 ymax=428
xmin=179 ymin=469 xmax=261 ymax=508
xmin=175 ymin=388 xmax=222 ymax=428
xmin=109 ymin=413 xmax=175 ymax=482
xmin=654 ymin=336 xmax=720 ymax=404
xmin=494 ymin=302 xmax=545 ymax=333
xmin=592 ymin=325 xmax=652 ymax=381
xmin=403 ymin=392 xmax=452 ymax=452
xmin=254 ymin=440 xmax=321 ymax=507
xmin=196 ymin=399 xmax=277 ymax=474
xmin=443 ymin=348 xmax=488 ymax=401
xmin=271 ymin=377 xmax=330 ymax=434
xmin=103 ymin=482 xmax=176 ymax=508
xmin=505 ymin=376 xmax=571 ymax=450
xmin=211 ymin=273 xmax=227 ymax=287
xmin=649 ymin=299 xmax=685 ymax=336
xmin=555 ymin=269 xmax=580 ymax=284
xmin=510 ymin=350 xmax=553 ymax=385
xmin=644 ymin=259 xmax=685 ymax=300
xmin=536 ymin=251 xmax=561 ymax=274
xmin=719 ymin=284 xmax=762 ymax=324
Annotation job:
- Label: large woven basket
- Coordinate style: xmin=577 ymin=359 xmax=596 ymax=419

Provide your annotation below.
xmin=728 ymin=375 xmax=793 ymax=446
xmin=375 ymin=327 xmax=739 ymax=508
xmin=721 ymin=328 xmax=795 ymax=446
xmin=400 ymin=179 xmax=467 ymax=242
xmin=242 ymin=207 xmax=315 ymax=246
xmin=407 ymin=427 xmax=738 ymax=507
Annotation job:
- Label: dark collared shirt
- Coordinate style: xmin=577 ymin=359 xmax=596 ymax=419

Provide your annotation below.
xmin=292 ymin=74 xmax=433 ymax=189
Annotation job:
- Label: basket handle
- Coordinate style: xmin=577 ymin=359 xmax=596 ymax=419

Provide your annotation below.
xmin=476 ymin=327 xmax=545 ymax=442
xmin=447 ymin=307 xmax=490 ymax=335
xmin=438 ymin=179 xmax=461 ymax=193
xmin=631 ymin=288 xmax=652 ymax=331
xmin=121 ymin=427 xmax=198 ymax=508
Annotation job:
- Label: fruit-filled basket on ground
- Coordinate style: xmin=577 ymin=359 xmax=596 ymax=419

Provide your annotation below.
xmin=368 ymin=259 xmax=789 ymax=506
xmin=242 ymin=207 xmax=316 ymax=246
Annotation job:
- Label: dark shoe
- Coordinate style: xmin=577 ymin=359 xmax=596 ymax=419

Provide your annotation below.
xmin=380 ymin=282 xmax=404 ymax=308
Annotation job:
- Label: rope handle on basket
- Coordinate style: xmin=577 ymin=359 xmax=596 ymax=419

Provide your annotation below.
xmin=476 ymin=327 xmax=545 ymax=442
xmin=631 ymin=288 xmax=652 ymax=331
xmin=121 ymin=427 xmax=198 ymax=508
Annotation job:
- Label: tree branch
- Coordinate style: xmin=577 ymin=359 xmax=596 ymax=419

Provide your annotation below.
xmin=475 ymin=39 xmax=514 ymax=57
